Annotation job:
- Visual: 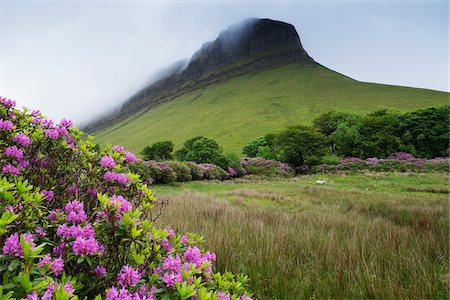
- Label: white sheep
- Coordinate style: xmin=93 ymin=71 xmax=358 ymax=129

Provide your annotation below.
xmin=316 ymin=179 xmax=327 ymax=185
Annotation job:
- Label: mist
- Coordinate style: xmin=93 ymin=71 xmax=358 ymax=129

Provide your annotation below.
xmin=0 ymin=1 xmax=447 ymax=126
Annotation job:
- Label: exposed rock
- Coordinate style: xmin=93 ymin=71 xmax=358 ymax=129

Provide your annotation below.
xmin=84 ymin=18 xmax=317 ymax=132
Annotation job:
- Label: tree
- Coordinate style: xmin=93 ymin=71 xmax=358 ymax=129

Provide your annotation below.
xmin=329 ymin=123 xmax=362 ymax=157
xmin=174 ymin=136 xmax=204 ymax=161
xmin=185 ymin=137 xmax=228 ymax=168
xmin=313 ymin=111 xmax=361 ymax=151
xmin=274 ymin=125 xmax=328 ymax=167
xmin=141 ymin=141 xmax=174 ymax=161
xmin=399 ymin=105 xmax=449 ymax=158
xmin=313 ymin=111 xmax=361 ymax=136
xmin=242 ymin=137 xmax=268 ymax=157
xmin=358 ymin=110 xmax=402 ymax=158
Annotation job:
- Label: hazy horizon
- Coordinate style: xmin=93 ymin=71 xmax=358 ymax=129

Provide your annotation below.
xmin=0 ymin=0 xmax=448 ymax=126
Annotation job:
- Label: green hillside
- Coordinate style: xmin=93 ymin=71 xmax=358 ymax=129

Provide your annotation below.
xmin=93 ymin=64 xmax=449 ymax=155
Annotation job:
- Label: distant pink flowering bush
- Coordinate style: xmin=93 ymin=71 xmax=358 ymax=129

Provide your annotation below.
xmin=240 ymin=157 xmax=293 ymax=177
xmin=0 ymin=96 xmax=253 ymax=299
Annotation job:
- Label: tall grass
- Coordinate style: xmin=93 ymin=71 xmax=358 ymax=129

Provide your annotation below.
xmin=155 ymin=177 xmax=449 ymax=299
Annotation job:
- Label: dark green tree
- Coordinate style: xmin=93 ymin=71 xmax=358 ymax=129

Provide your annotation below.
xmin=141 ymin=141 xmax=174 ymax=161
xmin=274 ymin=126 xmax=328 ymax=167
xmin=399 ymin=105 xmax=449 ymax=158
xmin=174 ymin=136 xmax=204 ymax=161
xmin=329 ymin=123 xmax=362 ymax=157
xmin=185 ymin=137 xmax=228 ymax=168
xmin=358 ymin=110 xmax=403 ymax=158
xmin=313 ymin=111 xmax=361 ymax=151
xmin=242 ymin=137 xmax=268 ymax=157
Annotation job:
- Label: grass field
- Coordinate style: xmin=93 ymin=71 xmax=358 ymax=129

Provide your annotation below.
xmin=152 ymin=172 xmax=449 ymax=299
xmin=93 ymin=64 xmax=449 ymax=155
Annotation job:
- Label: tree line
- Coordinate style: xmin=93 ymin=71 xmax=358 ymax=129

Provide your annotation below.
xmin=141 ymin=105 xmax=449 ymax=169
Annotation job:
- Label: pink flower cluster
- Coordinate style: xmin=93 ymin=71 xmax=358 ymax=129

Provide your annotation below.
xmin=117 ymin=265 xmax=142 ymax=287
xmin=104 ymin=171 xmax=130 ymax=185
xmin=0 ymin=119 xmax=14 ymax=131
xmin=101 ymin=155 xmax=116 ymax=169
xmin=2 ymin=233 xmax=35 ymax=258
xmin=37 ymin=254 xmax=65 ymax=276
xmin=65 ymin=200 xmax=87 ymax=224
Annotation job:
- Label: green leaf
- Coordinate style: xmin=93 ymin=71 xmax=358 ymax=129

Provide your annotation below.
xmin=8 ymin=260 xmax=20 ymax=272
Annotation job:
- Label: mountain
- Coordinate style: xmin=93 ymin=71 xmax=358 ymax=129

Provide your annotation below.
xmin=88 ymin=18 xmax=449 ymax=155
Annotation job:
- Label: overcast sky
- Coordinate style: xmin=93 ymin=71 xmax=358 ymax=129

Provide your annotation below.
xmin=0 ymin=0 xmax=448 ymax=126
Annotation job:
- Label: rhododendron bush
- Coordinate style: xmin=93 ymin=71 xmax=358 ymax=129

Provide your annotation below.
xmin=0 ymin=97 xmax=253 ymax=299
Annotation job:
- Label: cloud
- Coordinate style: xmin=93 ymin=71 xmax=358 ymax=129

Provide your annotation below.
xmin=0 ymin=1 xmax=447 ymax=126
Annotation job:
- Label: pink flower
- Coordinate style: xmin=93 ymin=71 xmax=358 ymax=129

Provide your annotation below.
xmin=38 ymin=254 xmax=52 ymax=267
xmin=63 ymin=282 xmax=74 ymax=295
xmin=24 ymin=291 xmax=39 ymax=300
xmin=117 ymin=265 xmax=141 ymax=287
xmin=217 ymin=292 xmax=231 ymax=300
xmin=42 ymin=282 xmax=55 ymax=300
xmin=115 ymin=173 xmax=129 ymax=185
xmin=180 ymin=235 xmax=188 ymax=245
xmin=72 ymin=237 xmax=100 ymax=256
xmin=4 ymin=145 xmax=24 ymax=161
xmin=53 ymin=242 xmax=66 ymax=257
xmin=69 ymin=224 xmax=95 ymax=239
xmin=65 ymin=200 xmax=87 ymax=224
xmin=0 ymin=119 xmax=13 ymax=131
xmin=104 ymin=171 xmax=115 ymax=181
xmin=45 ymin=128 xmax=60 ymax=139
xmin=51 ymin=257 xmax=64 ymax=276
xmin=94 ymin=265 xmax=107 ymax=278
xmin=13 ymin=133 xmax=30 ymax=147
xmin=109 ymin=195 xmax=132 ymax=213
xmin=113 ymin=145 xmax=125 ymax=153
xmin=124 ymin=151 xmax=137 ymax=163
xmin=165 ymin=228 xmax=174 ymax=238
xmin=162 ymin=272 xmax=182 ymax=287
xmin=2 ymin=164 xmax=20 ymax=176
xmin=184 ymin=246 xmax=201 ymax=264
xmin=24 ymin=291 xmax=38 ymax=300
xmin=2 ymin=233 xmax=35 ymax=257
xmin=67 ymin=185 xmax=79 ymax=194
xmin=1 ymin=98 xmax=16 ymax=107
xmin=101 ymin=155 xmax=116 ymax=169
xmin=41 ymin=190 xmax=54 ymax=201
xmin=60 ymin=118 xmax=73 ymax=128
xmin=58 ymin=126 xmax=68 ymax=136
xmin=161 ymin=238 xmax=173 ymax=253
xmin=57 ymin=224 xmax=71 ymax=239
xmin=163 ymin=255 xmax=182 ymax=273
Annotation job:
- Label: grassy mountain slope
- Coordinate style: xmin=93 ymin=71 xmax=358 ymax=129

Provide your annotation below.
xmin=93 ymin=64 xmax=449 ymax=155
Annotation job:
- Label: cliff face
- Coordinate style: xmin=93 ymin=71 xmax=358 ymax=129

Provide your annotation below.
xmin=85 ymin=18 xmax=316 ymax=132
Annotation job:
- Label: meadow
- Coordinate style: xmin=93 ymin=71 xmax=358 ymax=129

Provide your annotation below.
xmin=153 ymin=172 xmax=449 ymax=299
xmin=93 ymin=64 xmax=448 ymax=154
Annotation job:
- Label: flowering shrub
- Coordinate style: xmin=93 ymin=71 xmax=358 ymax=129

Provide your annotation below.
xmin=240 ymin=157 xmax=293 ymax=177
xmin=198 ymin=164 xmax=229 ymax=181
xmin=0 ymin=97 xmax=253 ymax=299
xmin=165 ymin=161 xmax=192 ymax=182
xmin=186 ymin=162 xmax=204 ymax=181
xmin=311 ymin=153 xmax=449 ymax=173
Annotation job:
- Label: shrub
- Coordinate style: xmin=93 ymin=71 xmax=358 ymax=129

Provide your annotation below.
xmin=165 ymin=161 xmax=192 ymax=182
xmin=241 ymin=157 xmax=293 ymax=177
xmin=146 ymin=160 xmax=177 ymax=184
xmin=186 ymin=162 xmax=204 ymax=180
xmin=0 ymin=97 xmax=253 ymax=299
xmin=320 ymin=154 xmax=342 ymax=165
xmin=198 ymin=164 xmax=229 ymax=180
